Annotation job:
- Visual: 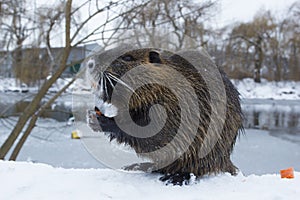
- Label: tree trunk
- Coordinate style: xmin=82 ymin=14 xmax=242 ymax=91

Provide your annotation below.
xmin=9 ymin=76 xmax=76 ymax=161
xmin=254 ymin=36 xmax=263 ymax=83
xmin=0 ymin=0 xmax=73 ymax=160
xmin=290 ymin=41 xmax=300 ymax=81
xmin=274 ymin=54 xmax=282 ymax=82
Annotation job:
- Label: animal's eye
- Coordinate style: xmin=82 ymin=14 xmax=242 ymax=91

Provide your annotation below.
xmin=87 ymin=59 xmax=95 ymax=69
xmin=121 ymin=55 xmax=135 ymax=62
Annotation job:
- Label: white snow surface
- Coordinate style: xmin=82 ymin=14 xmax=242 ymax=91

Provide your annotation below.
xmin=0 ymin=161 xmax=299 ymax=200
xmin=0 ymin=118 xmax=299 ymax=199
xmin=232 ymin=78 xmax=300 ymax=100
xmin=0 ymin=77 xmax=88 ymax=94
xmin=0 ymin=77 xmax=299 ymax=100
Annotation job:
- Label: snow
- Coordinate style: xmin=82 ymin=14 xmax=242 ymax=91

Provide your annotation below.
xmin=1 ymin=77 xmax=299 ymax=100
xmin=0 ymin=161 xmax=299 ymax=200
xmin=232 ymin=78 xmax=300 ymax=100
xmin=0 ymin=118 xmax=299 ymax=200
xmin=0 ymin=77 xmax=81 ymax=94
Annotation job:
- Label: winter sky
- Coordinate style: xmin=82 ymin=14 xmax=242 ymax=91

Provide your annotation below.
xmin=217 ymin=0 xmax=297 ymax=26
xmin=31 ymin=0 xmax=297 ymax=47
xmin=35 ymin=0 xmax=297 ymax=25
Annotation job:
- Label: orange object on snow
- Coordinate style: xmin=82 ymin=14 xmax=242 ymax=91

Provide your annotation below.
xmin=280 ymin=167 xmax=294 ymax=179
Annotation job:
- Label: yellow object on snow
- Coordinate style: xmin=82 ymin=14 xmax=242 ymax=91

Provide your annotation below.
xmin=71 ymin=130 xmax=81 ymax=139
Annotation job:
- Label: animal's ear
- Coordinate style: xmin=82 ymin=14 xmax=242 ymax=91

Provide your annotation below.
xmin=149 ymin=51 xmax=162 ymax=64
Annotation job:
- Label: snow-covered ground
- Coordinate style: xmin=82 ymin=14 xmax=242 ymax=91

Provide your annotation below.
xmin=0 ymin=160 xmax=299 ymax=200
xmin=0 ymin=118 xmax=299 ymax=200
xmin=0 ymin=77 xmax=88 ymax=94
xmin=0 ymin=77 xmax=299 ymax=100
xmin=232 ymin=78 xmax=300 ymax=100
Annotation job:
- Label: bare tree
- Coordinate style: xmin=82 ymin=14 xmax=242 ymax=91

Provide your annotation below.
xmin=227 ymin=10 xmax=277 ymax=82
xmin=0 ymin=0 xmax=35 ymax=85
xmin=35 ymin=2 xmax=70 ymax=76
xmin=115 ymin=0 xmax=218 ymax=50
xmin=0 ymin=0 xmax=150 ymax=160
xmin=283 ymin=1 xmax=300 ymax=81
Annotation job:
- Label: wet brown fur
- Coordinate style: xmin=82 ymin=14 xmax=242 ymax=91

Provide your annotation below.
xmin=87 ymin=47 xmax=243 ymax=184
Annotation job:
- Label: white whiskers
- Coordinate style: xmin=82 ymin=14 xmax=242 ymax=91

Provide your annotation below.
xmin=99 ymin=72 xmax=104 ymax=98
xmin=107 ymin=73 xmax=135 ymax=93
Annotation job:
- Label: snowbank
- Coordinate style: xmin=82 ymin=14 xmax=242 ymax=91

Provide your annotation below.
xmin=0 ymin=77 xmax=77 ymax=93
xmin=0 ymin=161 xmax=299 ymax=200
xmin=233 ymin=78 xmax=300 ymax=100
xmin=1 ymin=77 xmax=299 ymax=100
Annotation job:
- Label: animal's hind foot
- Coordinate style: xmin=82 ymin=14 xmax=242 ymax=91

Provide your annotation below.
xmin=159 ymin=173 xmax=192 ymax=186
xmin=225 ymin=160 xmax=238 ymax=176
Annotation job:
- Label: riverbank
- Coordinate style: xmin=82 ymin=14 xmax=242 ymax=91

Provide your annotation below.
xmin=1 ymin=77 xmax=300 ymax=100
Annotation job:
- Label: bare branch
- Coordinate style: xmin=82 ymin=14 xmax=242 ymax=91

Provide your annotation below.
xmin=73 ymin=1 xmax=151 ymax=47
xmin=70 ymin=1 xmax=120 ymax=43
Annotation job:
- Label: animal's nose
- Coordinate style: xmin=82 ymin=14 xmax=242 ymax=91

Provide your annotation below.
xmin=88 ymin=60 xmax=94 ymax=69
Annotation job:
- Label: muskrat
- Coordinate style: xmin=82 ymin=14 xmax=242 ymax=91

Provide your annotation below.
xmin=86 ymin=46 xmax=243 ymax=185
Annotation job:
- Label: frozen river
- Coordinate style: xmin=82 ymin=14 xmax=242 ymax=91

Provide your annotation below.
xmin=0 ymin=117 xmax=299 ymax=176
xmin=1 ymin=92 xmax=300 ymax=129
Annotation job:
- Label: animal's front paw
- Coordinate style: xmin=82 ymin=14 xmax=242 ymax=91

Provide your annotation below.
xmin=87 ymin=110 xmax=102 ymax=132
xmin=123 ymin=162 xmax=155 ymax=172
xmin=159 ymin=173 xmax=192 ymax=186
